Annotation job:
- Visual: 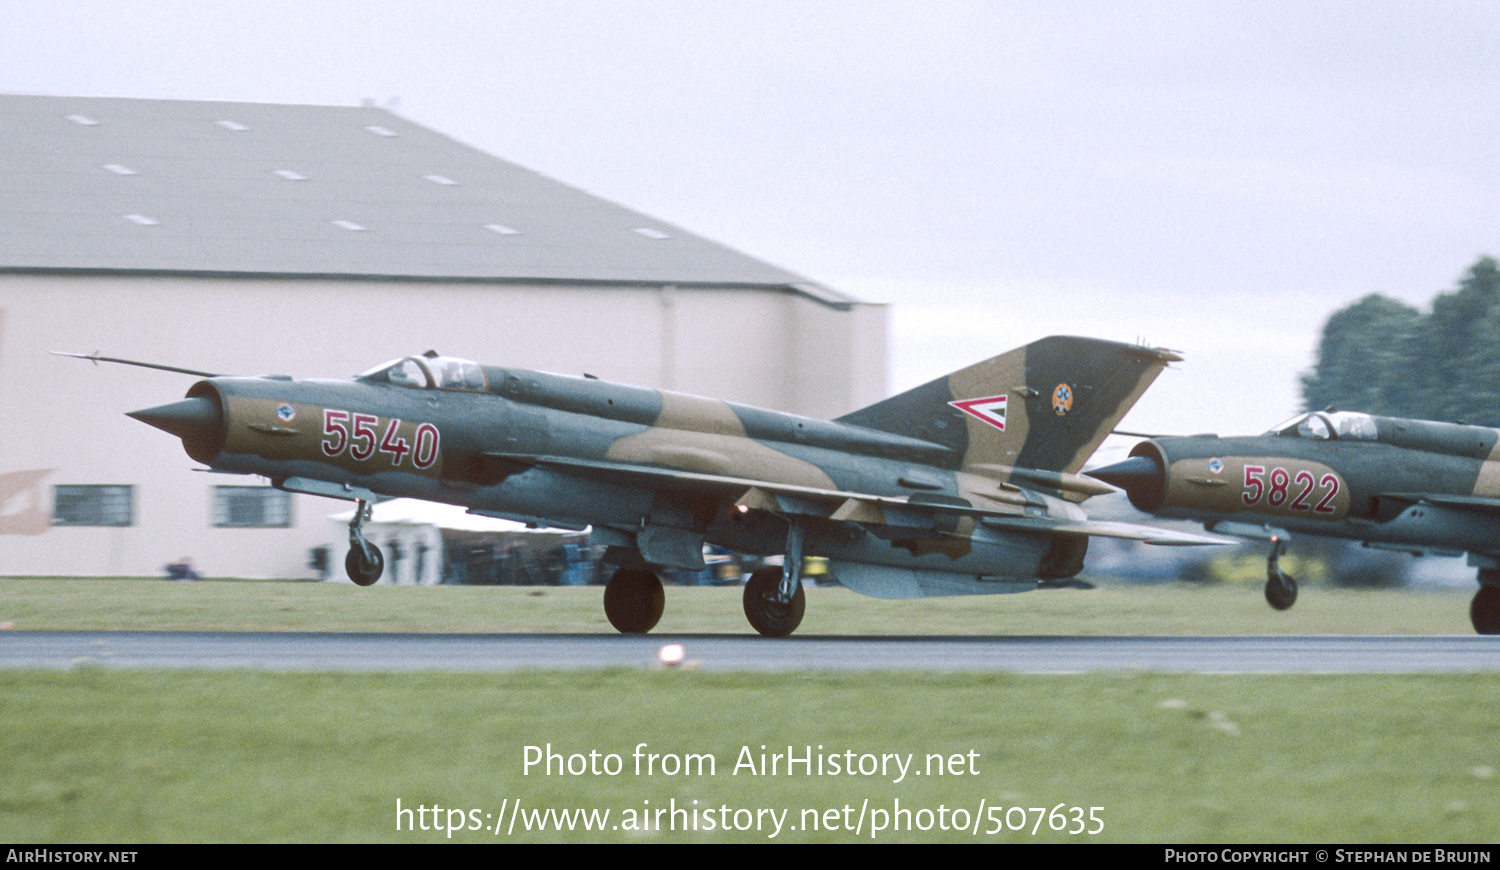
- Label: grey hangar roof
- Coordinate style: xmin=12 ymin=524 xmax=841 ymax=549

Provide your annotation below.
xmin=0 ymin=94 xmax=855 ymax=307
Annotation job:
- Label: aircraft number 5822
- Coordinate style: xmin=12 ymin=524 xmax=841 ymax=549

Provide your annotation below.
xmin=322 ymin=409 xmax=440 ymax=469
xmin=1241 ymin=465 xmax=1339 ymax=513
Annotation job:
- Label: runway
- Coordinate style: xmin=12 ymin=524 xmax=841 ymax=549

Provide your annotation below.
xmin=2 ymin=631 xmax=1498 ymax=673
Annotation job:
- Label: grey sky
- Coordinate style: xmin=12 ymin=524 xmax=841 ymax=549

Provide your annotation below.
xmin=5 ymin=1 xmax=1497 ymax=436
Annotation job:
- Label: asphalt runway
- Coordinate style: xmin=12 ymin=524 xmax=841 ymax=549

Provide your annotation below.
xmin=2 ymin=631 xmax=1498 ymax=673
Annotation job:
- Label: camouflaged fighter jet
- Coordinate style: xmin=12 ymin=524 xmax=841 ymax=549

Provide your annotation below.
xmin=70 ymin=335 xmax=1216 ymax=637
xmin=1089 ymin=409 xmax=1500 ymax=634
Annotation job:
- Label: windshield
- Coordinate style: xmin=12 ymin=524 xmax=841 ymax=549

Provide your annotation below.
xmin=359 ymin=355 xmax=487 ymax=391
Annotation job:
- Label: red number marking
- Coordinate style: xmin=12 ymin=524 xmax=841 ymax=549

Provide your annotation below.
xmin=1290 ymin=470 xmax=1315 ymax=511
xmin=379 ymin=419 xmax=411 ymax=465
xmin=413 ymin=423 xmax=441 ymax=469
xmin=321 ymin=410 xmax=349 ymax=456
xmin=1267 ymin=467 xmax=1290 ymax=507
xmin=349 ymin=413 xmax=378 ymax=460
xmin=1242 ymin=465 xmax=1265 ymax=505
xmin=1315 ymin=473 xmax=1341 ymax=514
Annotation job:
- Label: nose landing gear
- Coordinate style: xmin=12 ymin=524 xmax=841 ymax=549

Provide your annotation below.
xmin=345 ymin=499 xmax=384 ymax=586
xmin=1265 ymin=536 xmax=1298 ymax=611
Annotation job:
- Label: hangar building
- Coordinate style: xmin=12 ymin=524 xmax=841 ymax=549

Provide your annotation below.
xmin=0 ymin=94 xmax=886 ymax=579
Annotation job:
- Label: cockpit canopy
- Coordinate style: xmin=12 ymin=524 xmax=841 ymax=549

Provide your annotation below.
xmin=359 ymin=354 xmax=487 ymax=392
xmin=1266 ymin=410 xmax=1378 ymax=441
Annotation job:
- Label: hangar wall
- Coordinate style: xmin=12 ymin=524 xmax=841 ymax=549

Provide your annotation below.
xmin=0 ymin=273 xmax=887 ymax=578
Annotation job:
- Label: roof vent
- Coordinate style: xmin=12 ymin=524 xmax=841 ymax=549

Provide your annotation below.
xmin=634 ymin=228 xmax=671 ymax=240
xmin=423 ymin=174 xmax=457 ymax=185
xmin=331 ymin=220 xmax=367 ymax=231
xmin=102 ymin=164 xmax=136 ymax=175
xmin=484 ymin=224 xmax=519 ymax=235
xmin=364 ymin=125 xmax=397 ymax=137
xmin=123 ymin=214 xmax=158 ymax=226
xmin=273 ymin=170 xmax=307 ymax=181
xmin=65 ymin=114 xmax=98 ymax=126
xmin=217 ymin=120 xmax=249 ymax=131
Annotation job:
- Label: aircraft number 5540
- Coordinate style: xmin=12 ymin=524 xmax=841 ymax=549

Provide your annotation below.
xmin=322 ymin=409 xmax=440 ymax=469
xmin=1241 ymin=465 xmax=1339 ymax=513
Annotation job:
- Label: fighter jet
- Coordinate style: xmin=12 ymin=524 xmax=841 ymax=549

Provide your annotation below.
xmin=1089 ymin=409 xmax=1500 ymax=634
xmin=71 ymin=336 xmax=1215 ymax=636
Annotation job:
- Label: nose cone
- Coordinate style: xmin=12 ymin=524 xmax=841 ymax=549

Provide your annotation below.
xmin=128 ymin=395 xmax=226 ymax=465
xmin=1087 ymin=454 xmax=1165 ymax=512
xmin=128 ymin=397 xmax=220 ymax=440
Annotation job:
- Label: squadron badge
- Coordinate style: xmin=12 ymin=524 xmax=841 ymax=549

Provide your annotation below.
xmin=1051 ymin=383 xmax=1073 ymax=416
xmin=276 ymin=403 xmax=297 ymax=423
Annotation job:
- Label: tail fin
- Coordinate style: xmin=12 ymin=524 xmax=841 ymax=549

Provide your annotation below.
xmin=837 ymin=336 xmax=1179 ymax=476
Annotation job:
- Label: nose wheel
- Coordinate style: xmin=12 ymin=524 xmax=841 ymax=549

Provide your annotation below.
xmin=1264 ymin=536 xmax=1298 ymax=611
xmin=345 ymin=499 xmax=384 ymax=586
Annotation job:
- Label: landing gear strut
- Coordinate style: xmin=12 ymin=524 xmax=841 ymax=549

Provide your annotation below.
xmin=604 ymin=568 xmax=665 ymax=634
xmin=345 ymin=498 xmax=384 ymax=586
xmin=1472 ymin=575 xmax=1500 ymax=635
xmin=743 ymin=523 xmax=807 ymax=637
xmin=1265 ymin=535 xmax=1298 ymax=611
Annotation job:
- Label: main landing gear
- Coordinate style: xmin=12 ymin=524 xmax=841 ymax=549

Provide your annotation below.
xmin=345 ymin=498 xmax=384 ymax=586
xmin=743 ymin=566 xmax=806 ymax=638
xmin=742 ymin=523 xmax=807 ymax=638
xmin=1472 ymin=573 xmax=1500 ymax=635
xmin=1265 ymin=536 xmax=1298 ymax=611
xmin=604 ymin=568 xmax=665 ymax=633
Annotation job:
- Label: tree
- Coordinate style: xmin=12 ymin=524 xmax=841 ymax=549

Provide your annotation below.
xmin=1301 ymin=293 xmax=1420 ymax=415
xmin=1302 ymin=257 xmax=1500 ymax=425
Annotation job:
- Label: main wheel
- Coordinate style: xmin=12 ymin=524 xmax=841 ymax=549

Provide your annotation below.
xmin=1265 ymin=570 xmax=1297 ymax=611
xmin=743 ymin=566 xmax=806 ymax=638
xmin=1471 ymin=585 xmax=1500 ymax=635
xmin=603 ymin=568 xmax=665 ymax=634
xmin=345 ymin=542 xmax=384 ymax=586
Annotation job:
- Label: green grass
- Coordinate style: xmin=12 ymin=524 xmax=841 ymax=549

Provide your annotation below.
xmin=3 ymin=578 xmax=1494 ymax=843
xmin=2 ymin=669 xmax=1496 ymax=843
xmin=0 ymin=576 xmax=1483 ymax=635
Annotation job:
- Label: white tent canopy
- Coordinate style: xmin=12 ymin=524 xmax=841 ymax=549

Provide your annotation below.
xmin=328 ymin=499 xmax=538 ymax=533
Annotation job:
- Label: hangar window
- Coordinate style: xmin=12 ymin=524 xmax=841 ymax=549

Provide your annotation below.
xmin=213 ymin=487 xmax=292 ymax=528
xmin=53 ymin=485 xmax=133 ymax=527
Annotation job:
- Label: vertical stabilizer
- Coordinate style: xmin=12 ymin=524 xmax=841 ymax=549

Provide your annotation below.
xmin=837 ymin=336 xmax=1179 ymax=476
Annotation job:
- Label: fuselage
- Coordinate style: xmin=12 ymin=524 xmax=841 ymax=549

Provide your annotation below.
xmin=1101 ymin=410 xmax=1500 ymax=557
xmin=137 ymin=357 xmax=1075 ymax=579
